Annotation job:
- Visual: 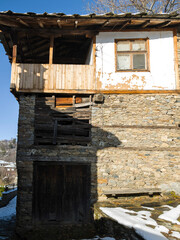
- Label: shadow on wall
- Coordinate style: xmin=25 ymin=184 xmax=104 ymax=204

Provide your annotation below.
xmin=22 ymin=94 xmax=122 ymax=239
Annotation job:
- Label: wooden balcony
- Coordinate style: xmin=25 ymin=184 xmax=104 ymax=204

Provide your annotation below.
xmin=11 ymin=63 xmax=95 ymax=93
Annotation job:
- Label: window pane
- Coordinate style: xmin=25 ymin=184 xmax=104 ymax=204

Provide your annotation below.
xmin=133 ymin=54 xmax=146 ymax=69
xmin=117 ymin=54 xmax=130 ymax=70
xmin=132 ymin=41 xmax=146 ymax=51
xmin=117 ymin=41 xmax=130 ymax=51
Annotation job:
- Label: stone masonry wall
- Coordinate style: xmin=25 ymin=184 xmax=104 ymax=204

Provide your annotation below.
xmin=16 ymin=93 xmax=180 ymax=235
xmin=16 ymin=95 xmax=35 ymax=233
xmin=91 ymin=94 xmax=180 ymax=198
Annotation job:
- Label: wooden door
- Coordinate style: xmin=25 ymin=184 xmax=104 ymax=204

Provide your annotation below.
xmin=33 ymin=162 xmax=91 ymax=224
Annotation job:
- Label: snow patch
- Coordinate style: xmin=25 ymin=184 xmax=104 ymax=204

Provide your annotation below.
xmin=158 ymin=205 xmax=180 ymax=225
xmin=100 ymin=207 xmax=168 ymax=240
xmin=162 ymin=205 xmax=174 ymax=209
xmin=142 ymin=206 xmax=155 ymax=211
xmin=170 ymin=231 xmax=180 ymax=238
xmin=155 ymin=225 xmax=169 ymax=234
xmin=0 ymin=196 xmax=16 ymax=220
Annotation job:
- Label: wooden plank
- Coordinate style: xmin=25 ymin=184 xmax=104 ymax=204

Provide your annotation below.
xmin=56 ymin=64 xmax=60 ymax=89
xmin=48 ymin=64 xmax=53 ymax=90
xmin=27 ymin=64 xmax=31 ymax=89
xmin=39 ymin=64 xmax=43 ymax=89
xmin=104 ymin=188 xmax=161 ymax=196
xmin=56 ymin=97 xmax=73 ymax=105
xmin=16 ymin=88 xmax=180 ymax=94
xmin=44 ymin=64 xmax=49 ymax=89
xmin=61 ymin=64 xmax=65 ymax=89
xmin=53 ymin=64 xmax=56 ymax=90
xmin=11 ymin=63 xmax=16 ymax=86
xmin=20 ymin=64 xmax=24 ymax=89
xmin=74 ymin=102 xmax=93 ymax=108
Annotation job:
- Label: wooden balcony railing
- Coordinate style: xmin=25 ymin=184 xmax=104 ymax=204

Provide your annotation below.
xmin=11 ymin=63 xmax=95 ymax=93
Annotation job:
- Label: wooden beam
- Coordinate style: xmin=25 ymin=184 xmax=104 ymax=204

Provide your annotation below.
xmin=16 ymin=18 xmax=29 ymax=27
xmin=37 ymin=19 xmax=44 ymax=28
xmin=15 ymin=89 xmax=180 ymax=95
xmin=118 ymin=20 xmax=131 ymax=31
xmin=156 ymin=21 xmax=171 ymax=28
xmin=8 ymin=27 xmax=98 ymax=36
xmin=57 ymin=20 xmax=62 ymax=29
xmin=140 ymin=20 xmax=151 ymax=28
xmin=74 ymin=20 xmax=78 ymax=28
xmin=101 ymin=20 xmax=109 ymax=28
xmin=49 ymin=36 xmax=54 ymax=64
xmin=0 ymin=19 xmax=20 ymax=28
xmin=120 ymin=20 xmax=131 ymax=30
xmin=12 ymin=44 xmax=17 ymax=63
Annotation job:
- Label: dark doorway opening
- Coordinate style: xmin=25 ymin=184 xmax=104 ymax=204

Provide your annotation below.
xmin=33 ymin=162 xmax=91 ymax=224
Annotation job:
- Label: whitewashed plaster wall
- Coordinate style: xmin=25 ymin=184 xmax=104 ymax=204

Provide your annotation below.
xmin=96 ymin=31 xmax=176 ymax=90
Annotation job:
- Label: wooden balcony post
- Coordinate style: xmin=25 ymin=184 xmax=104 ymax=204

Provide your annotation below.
xmin=12 ymin=44 xmax=17 ymax=63
xmin=48 ymin=36 xmax=54 ymax=89
xmin=49 ymin=36 xmax=54 ymax=65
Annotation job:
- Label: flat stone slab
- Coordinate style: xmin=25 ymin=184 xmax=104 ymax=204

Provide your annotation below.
xmin=103 ymin=188 xmax=161 ymax=196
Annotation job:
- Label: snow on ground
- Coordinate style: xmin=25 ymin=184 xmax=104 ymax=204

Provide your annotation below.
xmin=141 ymin=206 xmax=155 ymax=211
xmin=170 ymin=231 xmax=180 ymax=238
xmin=158 ymin=205 xmax=180 ymax=225
xmin=100 ymin=205 xmax=180 ymax=240
xmin=0 ymin=196 xmax=16 ymax=220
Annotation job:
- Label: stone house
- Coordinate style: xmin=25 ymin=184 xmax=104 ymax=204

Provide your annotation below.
xmin=0 ymin=11 xmax=180 ymax=239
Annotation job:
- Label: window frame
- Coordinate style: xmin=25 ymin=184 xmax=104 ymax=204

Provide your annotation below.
xmin=115 ymin=38 xmax=150 ymax=72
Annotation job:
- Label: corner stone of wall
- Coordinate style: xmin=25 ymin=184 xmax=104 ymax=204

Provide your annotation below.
xmin=16 ymin=94 xmax=35 ymax=229
xmin=17 ymin=94 xmax=35 ymax=148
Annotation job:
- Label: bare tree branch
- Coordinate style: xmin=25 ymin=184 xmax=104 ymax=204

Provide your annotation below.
xmin=86 ymin=0 xmax=180 ymax=14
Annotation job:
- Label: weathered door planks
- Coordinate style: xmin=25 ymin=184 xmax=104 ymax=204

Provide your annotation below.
xmin=33 ymin=162 xmax=91 ymax=224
